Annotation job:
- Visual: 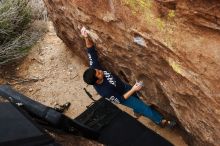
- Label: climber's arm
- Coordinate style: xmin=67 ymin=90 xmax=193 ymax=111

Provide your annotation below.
xmin=81 ymin=27 xmax=101 ymax=69
xmin=81 ymin=26 xmax=93 ymax=48
xmin=123 ymin=83 xmax=142 ymax=99
xmin=84 ymin=37 xmax=94 ymax=48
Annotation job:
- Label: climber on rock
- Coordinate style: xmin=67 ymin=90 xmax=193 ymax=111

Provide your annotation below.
xmin=81 ymin=27 xmax=176 ymax=128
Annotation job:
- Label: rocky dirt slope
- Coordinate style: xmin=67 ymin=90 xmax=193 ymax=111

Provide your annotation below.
xmin=43 ymin=0 xmax=220 ymax=146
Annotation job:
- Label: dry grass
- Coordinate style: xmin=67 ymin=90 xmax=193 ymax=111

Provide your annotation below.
xmin=0 ymin=0 xmax=47 ymax=66
xmin=29 ymin=0 xmax=48 ymax=21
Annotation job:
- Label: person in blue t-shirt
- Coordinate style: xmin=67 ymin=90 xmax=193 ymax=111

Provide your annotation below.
xmin=81 ymin=27 xmax=175 ymax=127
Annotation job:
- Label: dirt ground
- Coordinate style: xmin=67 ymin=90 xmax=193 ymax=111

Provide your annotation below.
xmin=0 ymin=22 xmax=187 ymax=146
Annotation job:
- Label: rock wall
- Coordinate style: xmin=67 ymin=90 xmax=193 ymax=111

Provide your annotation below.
xmin=43 ymin=0 xmax=220 ymax=145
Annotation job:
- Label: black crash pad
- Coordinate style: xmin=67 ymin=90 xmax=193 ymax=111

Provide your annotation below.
xmin=75 ymin=98 xmax=173 ymax=146
xmin=0 ymin=102 xmax=58 ymax=146
xmin=0 ymin=85 xmax=173 ymax=146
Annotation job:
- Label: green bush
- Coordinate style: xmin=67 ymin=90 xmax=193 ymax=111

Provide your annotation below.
xmin=0 ymin=0 xmax=46 ymax=65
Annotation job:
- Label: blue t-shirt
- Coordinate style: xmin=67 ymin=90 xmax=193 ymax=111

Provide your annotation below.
xmin=87 ymin=46 xmax=131 ymax=103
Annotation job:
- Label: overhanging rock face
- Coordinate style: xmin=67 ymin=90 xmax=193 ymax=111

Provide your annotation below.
xmin=43 ymin=0 xmax=220 ymax=145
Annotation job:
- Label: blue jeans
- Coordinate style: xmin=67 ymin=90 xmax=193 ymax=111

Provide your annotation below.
xmin=121 ymin=84 xmax=164 ymax=125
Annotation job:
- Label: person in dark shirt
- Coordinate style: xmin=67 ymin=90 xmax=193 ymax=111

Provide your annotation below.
xmin=81 ymin=27 xmax=175 ymax=127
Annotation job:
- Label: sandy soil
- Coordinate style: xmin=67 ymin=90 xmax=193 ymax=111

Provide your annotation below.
xmin=0 ymin=22 xmax=187 ymax=146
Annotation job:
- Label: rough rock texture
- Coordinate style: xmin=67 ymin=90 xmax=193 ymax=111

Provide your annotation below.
xmin=43 ymin=0 xmax=220 ymax=145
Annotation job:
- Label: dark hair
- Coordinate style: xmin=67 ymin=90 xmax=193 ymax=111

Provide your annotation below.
xmin=83 ymin=68 xmax=98 ymax=85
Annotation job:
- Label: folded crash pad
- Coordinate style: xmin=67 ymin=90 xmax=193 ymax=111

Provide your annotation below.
xmin=0 ymin=102 xmax=58 ymax=146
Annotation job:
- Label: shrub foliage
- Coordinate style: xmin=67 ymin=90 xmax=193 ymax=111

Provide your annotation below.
xmin=0 ymin=0 xmax=45 ymax=65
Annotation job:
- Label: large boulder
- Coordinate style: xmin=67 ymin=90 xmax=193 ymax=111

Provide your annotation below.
xmin=43 ymin=0 xmax=220 ymax=145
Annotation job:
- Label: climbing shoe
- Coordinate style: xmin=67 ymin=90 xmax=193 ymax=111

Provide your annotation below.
xmin=160 ymin=119 xmax=177 ymax=128
xmin=54 ymin=102 xmax=71 ymax=113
